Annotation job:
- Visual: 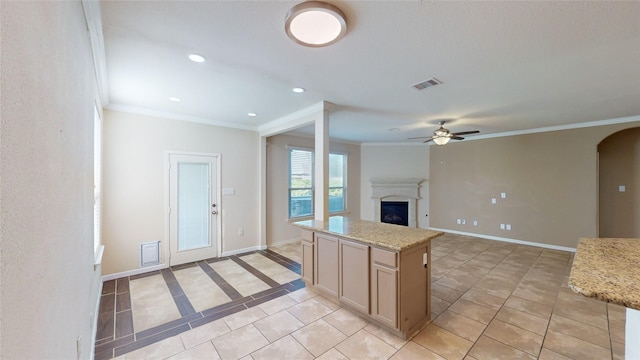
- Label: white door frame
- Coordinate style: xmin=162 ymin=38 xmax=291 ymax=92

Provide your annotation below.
xmin=164 ymin=151 xmax=222 ymax=265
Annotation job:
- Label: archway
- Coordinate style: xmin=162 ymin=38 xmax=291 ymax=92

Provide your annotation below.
xmin=597 ymin=127 xmax=640 ymax=237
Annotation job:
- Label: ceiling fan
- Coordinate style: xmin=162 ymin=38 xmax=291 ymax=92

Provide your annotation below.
xmin=408 ymin=121 xmax=480 ymax=145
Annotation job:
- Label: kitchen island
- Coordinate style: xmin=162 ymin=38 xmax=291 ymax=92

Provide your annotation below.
xmin=569 ymin=237 xmax=640 ymax=359
xmin=292 ymin=216 xmax=443 ymax=339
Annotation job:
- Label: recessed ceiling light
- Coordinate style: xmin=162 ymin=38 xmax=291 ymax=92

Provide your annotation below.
xmin=188 ymin=54 xmax=206 ymax=63
xmin=169 ymin=97 xmax=181 ymax=102
xmin=248 ymin=112 xmax=257 ymax=117
xmin=292 ymin=87 xmax=305 ymax=93
xmin=285 ymin=1 xmax=347 ymax=47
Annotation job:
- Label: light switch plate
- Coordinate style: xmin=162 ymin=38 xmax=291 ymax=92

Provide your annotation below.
xmin=619 ymin=185 xmax=626 ymax=192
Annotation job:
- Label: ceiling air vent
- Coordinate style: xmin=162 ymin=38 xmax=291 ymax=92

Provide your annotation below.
xmin=412 ymin=77 xmax=442 ymax=90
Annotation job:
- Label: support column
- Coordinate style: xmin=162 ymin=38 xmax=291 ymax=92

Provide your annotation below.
xmin=314 ymin=109 xmax=329 ymax=222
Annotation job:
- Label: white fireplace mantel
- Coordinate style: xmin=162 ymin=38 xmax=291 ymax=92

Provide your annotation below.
xmin=370 ymin=178 xmax=424 ymax=227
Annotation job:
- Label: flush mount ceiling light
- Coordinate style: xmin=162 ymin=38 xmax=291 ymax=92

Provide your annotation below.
xmin=292 ymin=87 xmax=305 ymax=93
xmin=285 ymin=1 xmax=347 ymax=47
xmin=169 ymin=97 xmax=181 ymax=102
xmin=188 ymin=54 xmax=206 ymax=63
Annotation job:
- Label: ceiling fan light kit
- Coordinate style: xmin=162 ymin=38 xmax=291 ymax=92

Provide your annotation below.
xmin=433 ymin=136 xmax=451 ymax=145
xmin=285 ymin=1 xmax=347 ymax=47
xmin=408 ymin=121 xmax=480 ymax=145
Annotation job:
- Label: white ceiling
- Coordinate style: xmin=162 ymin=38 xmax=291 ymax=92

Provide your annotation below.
xmin=100 ymin=1 xmax=640 ymax=143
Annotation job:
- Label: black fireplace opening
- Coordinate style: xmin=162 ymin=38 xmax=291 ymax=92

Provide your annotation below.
xmin=381 ymin=201 xmax=409 ymax=226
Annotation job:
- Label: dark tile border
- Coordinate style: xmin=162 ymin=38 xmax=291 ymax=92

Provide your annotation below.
xmin=96 ymin=250 xmax=302 ymax=358
xmin=197 ymin=261 xmax=244 ymax=300
xmin=263 ymin=249 xmax=302 ymax=274
xmin=161 ymin=268 xmax=196 ymax=316
xmin=230 ymin=255 xmax=280 ymax=287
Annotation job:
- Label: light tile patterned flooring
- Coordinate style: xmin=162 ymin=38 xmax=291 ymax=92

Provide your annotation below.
xmin=102 ymin=235 xmax=626 ymax=359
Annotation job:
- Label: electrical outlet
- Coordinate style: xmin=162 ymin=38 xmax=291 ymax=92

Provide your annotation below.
xmin=506 ymin=224 xmax=512 ymax=231
xmin=457 ymin=219 xmax=461 ymax=224
xmin=461 ymin=219 xmax=466 ymax=225
xmin=500 ymin=224 xmax=505 ymax=230
xmin=491 ymin=198 xmax=497 ymax=204
xmin=238 ymin=227 xmax=244 ymax=236
xmin=473 ymin=220 xmax=478 ymax=226
xmin=501 ymin=192 xmax=507 ymax=199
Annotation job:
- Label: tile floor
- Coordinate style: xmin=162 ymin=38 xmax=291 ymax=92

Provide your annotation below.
xmin=97 ymin=234 xmax=626 ymax=360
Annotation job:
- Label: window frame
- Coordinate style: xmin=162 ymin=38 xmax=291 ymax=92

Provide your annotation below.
xmin=328 ymin=152 xmax=348 ymax=214
xmin=287 ymin=147 xmax=348 ymax=219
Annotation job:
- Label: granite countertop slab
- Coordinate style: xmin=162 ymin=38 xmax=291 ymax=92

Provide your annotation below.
xmin=569 ymin=237 xmax=640 ymax=310
xmin=292 ymin=216 xmax=443 ymax=251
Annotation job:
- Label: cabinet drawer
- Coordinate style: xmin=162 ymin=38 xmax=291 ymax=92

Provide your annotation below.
xmin=372 ymin=247 xmax=397 ymax=268
xmin=300 ymin=229 xmax=314 ymax=242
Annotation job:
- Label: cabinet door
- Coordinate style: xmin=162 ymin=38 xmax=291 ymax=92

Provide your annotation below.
xmin=301 ymin=240 xmax=314 ymax=284
xmin=314 ymin=234 xmax=339 ymax=297
xmin=399 ymin=245 xmax=429 ymax=334
xmin=371 ymin=263 xmax=398 ymax=328
xmin=339 ymin=239 xmax=370 ymax=313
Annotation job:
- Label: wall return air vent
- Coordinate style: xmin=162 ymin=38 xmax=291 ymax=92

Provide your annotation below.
xmin=412 ymin=77 xmax=442 ymax=90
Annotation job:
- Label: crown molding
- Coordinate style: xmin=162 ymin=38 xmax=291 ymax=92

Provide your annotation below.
xmin=105 ymin=104 xmax=258 ymax=131
xmin=457 ymin=114 xmax=640 ymax=143
xmin=82 ymin=0 xmax=109 ymax=107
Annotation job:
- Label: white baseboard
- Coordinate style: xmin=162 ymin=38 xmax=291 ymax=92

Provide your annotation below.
xmin=102 ymin=263 xmax=169 ymax=282
xmin=101 ymin=245 xmax=269 ymax=281
xmin=429 ymin=228 xmax=577 ymax=253
xmin=220 ymin=244 xmax=267 ymax=257
xmin=267 ymin=238 xmax=301 ymax=248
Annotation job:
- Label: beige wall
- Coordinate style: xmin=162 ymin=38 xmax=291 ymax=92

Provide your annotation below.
xmin=102 ymin=110 xmax=260 ymax=275
xmin=429 ymin=122 xmax=640 ymax=248
xmin=598 ymin=127 xmax=640 ymax=237
xmin=266 ymin=133 xmax=361 ymax=245
xmin=360 ymin=144 xmax=431 ymax=228
xmin=0 ymin=2 xmax=103 ymax=358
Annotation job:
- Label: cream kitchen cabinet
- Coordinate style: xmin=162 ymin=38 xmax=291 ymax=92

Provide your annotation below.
xmin=294 ymin=216 xmax=441 ymax=339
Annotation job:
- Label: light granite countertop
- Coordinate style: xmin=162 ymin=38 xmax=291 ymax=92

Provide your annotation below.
xmin=292 ymin=216 xmax=443 ymax=251
xmin=569 ymin=237 xmax=640 ymax=310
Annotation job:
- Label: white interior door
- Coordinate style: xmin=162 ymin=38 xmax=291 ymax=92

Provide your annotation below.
xmin=169 ymin=153 xmax=219 ymax=265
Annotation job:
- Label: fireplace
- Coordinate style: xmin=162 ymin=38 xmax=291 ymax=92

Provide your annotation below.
xmin=370 ymin=178 xmax=423 ymax=228
xmin=381 ymin=201 xmax=409 ymax=226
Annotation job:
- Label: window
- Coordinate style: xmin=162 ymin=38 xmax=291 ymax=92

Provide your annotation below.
xmin=93 ymin=106 xmax=103 ymax=261
xmin=288 ymin=148 xmax=347 ymax=218
xmin=329 ymin=153 xmax=347 ymax=213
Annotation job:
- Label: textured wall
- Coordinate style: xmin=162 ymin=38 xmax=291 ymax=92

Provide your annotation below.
xmin=1 ymin=2 xmax=102 ymax=358
xmin=102 ymin=110 xmax=261 ymax=275
xmin=429 ymin=121 xmax=640 ymax=248
xmin=598 ymin=127 xmax=640 ymax=237
xmin=265 ymin=133 xmax=361 ymax=245
xmin=360 ymin=144 xmax=430 ymax=229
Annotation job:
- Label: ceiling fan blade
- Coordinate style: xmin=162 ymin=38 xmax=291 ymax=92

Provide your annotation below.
xmin=407 ymin=136 xmax=431 ymax=140
xmin=451 ymin=136 xmax=465 ymax=140
xmin=451 ymin=130 xmax=480 ymax=136
xmin=423 ymin=138 xmax=435 ymax=143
